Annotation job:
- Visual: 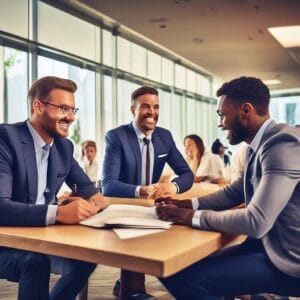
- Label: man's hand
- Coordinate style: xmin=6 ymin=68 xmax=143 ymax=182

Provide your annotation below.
xmin=56 ymin=196 xmax=98 ymax=224
xmin=87 ymin=192 xmax=106 ymax=212
xmin=147 ymin=182 xmax=177 ymax=199
xmin=156 ymin=205 xmax=194 ymax=226
xmin=155 ymin=198 xmax=193 ymax=209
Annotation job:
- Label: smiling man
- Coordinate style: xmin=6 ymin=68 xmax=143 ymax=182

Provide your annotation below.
xmin=155 ymin=76 xmax=300 ymax=299
xmin=0 ymin=76 xmax=105 ymax=300
xmin=102 ymin=85 xmax=193 ymax=299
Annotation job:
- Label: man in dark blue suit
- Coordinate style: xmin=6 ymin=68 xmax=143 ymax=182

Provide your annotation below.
xmin=0 ymin=76 xmax=104 ymax=300
xmin=102 ymin=86 xmax=193 ymax=199
xmin=102 ymin=86 xmax=194 ymax=299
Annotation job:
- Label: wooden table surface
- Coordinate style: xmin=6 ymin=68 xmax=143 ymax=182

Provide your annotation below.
xmin=0 ymin=197 xmax=242 ymax=277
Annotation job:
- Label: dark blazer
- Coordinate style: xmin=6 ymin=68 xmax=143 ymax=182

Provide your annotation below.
xmin=0 ymin=121 xmax=97 ymax=226
xmin=102 ymin=123 xmax=193 ymax=197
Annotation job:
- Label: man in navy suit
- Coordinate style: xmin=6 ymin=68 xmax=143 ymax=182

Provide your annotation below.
xmin=102 ymin=86 xmax=193 ymax=199
xmin=0 ymin=76 xmax=104 ymax=300
xmin=156 ymin=77 xmax=300 ymax=299
xmin=102 ymin=86 xmax=193 ymax=299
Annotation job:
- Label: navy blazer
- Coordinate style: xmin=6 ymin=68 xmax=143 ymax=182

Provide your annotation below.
xmin=102 ymin=123 xmax=193 ymax=197
xmin=0 ymin=121 xmax=97 ymax=226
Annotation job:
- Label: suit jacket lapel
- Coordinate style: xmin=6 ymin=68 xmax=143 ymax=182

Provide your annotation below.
xmin=46 ymin=142 xmax=63 ymax=203
xmin=127 ymin=124 xmax=142 ymax=183
xmin=244 ymin=120 xmax=279 ymax=203
xmin=151 ymin=131 xmax=162 ymax=181
xmin=19 ymin=122 xmax=38 ymax=203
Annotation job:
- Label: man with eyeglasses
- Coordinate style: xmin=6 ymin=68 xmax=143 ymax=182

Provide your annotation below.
xmin=0 ymin=76 xmax=105 ymax=300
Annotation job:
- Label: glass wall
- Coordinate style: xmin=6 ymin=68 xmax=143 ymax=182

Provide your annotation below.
xmin=270 ymin=96 xmax=300 ymax=126
xmin=0 ymin=0 xmax=218 ymax=158
xmin=4 ymin=47 xmax=28 ymax=123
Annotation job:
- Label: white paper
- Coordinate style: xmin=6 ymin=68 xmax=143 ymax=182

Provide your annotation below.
xmin=80 ymin=204 xmax=172 ymax=229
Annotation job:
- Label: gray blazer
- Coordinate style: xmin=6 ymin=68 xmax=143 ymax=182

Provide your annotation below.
xmin=197 ymin=121 xmax=300 ymax=278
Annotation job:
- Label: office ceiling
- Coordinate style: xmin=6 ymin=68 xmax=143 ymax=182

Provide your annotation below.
xmin=77 ymin=0 xmax=300 ymax=91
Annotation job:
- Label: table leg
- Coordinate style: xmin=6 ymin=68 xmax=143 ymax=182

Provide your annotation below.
xmin=119 ymin=269 xmax=146 ymax=299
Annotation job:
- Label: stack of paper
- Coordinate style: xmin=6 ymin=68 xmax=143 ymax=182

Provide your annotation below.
xmin=80 ymin=204 xmax=172 ymax=239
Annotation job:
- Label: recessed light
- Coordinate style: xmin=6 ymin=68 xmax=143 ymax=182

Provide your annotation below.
xmin=268 ymin=26 xmax=300 ymax=48
xmin=263 ymin=79 xmax=282 ymax=85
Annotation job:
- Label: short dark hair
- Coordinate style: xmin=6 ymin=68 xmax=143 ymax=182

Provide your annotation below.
xmin=131 ymin=86 xmax=158 ymax=105
xmin=216 ymin=76 xmax=270 ymax=115
xmin=211 ymin=138 xmax=223 ymax=154
xmin=28 ymin=76 xmax=77 ymax=114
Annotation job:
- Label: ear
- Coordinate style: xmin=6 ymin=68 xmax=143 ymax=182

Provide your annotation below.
xmin=241 ymin=102 xmax=253 ymax=119
xmin=32 ymin=99 xmax=44 ymax=115
xmin=130 ymin=105 xmax=136 ymax=115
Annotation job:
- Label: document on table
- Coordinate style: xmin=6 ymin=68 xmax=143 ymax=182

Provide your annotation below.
xmin=80 ymin=204 xmax=172 ymax=230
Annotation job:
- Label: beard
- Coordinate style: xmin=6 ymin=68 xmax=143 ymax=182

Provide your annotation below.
xmin=41 ymin=111 xmax=70 ymax=138
xmin=228 ymin=117 xmax=248 ymax=145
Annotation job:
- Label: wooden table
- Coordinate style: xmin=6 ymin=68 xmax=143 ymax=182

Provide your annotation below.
xmin=0 ymin=197 xmax=242 ymax=298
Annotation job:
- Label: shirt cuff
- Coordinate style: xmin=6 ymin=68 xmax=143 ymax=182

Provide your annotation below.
xmin=192 ymin=210 xmax=202 ymax=228
xmin=135 ymin=186 xmax=141 ymax=198
xmin=46 ymin=205 xmax=58 ymax=225
xmin=172 ymin=181 xmax=180 ymax=194
xmin=191 ymin=197 xmax=199 ymax=209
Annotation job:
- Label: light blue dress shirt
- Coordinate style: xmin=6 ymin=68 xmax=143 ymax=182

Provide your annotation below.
xmin=27 ymin=121 xmax=57 ymax=225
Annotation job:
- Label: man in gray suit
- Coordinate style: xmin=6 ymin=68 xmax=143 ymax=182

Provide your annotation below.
xmin=156 ymin=77 xmax=300 ymax=299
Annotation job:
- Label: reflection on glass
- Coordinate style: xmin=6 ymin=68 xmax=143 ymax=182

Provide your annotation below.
xmin=4 ymin=47 xmax=28 ymax=123
xmin=270 ymin=96 xmax=300 ymax=126
xmin=158 ymin=90 xmax=172 ymax=130
xmin=103 ymin=75 xmax=114 ymax=133
xmin=117 ymin=79 xmax=138 ymax=126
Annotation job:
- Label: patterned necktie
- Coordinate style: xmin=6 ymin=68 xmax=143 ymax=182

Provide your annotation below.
xmin=143 ymin=138 xmax=151 ymax=185
xmin=41 ymin=144 xmax=50 ymax=162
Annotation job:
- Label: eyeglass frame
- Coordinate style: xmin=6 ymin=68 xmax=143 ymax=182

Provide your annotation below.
xmin=39 ymin=100 xmax=79 ymax=115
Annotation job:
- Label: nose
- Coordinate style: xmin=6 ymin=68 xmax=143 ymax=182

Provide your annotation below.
xmin=66 ymin=113 xmax=75 ymax=122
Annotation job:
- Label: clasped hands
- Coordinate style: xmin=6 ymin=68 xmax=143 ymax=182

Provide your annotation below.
xmin=140 ymin=182 xmax=177 ymax=199
xmin=154 ymin=198 xmax=194 ymax=226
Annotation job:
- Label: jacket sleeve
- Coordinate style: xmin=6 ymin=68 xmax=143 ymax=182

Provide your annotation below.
xmin=198 ymin=135 xmax=300 ymax=238
xmin=64 ymin=156 xmax=98 ymax=199
xmin=102 ymin=130 xmax=137 ymax=197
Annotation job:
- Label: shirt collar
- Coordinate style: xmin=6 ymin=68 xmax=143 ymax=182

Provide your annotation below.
xmin=132 ymin=122 xmax=153 ymax=141
xmin=249 ymin=118 xmax=272 ymax=153
xmin=27 ymin=120 xmax=53 ymax=150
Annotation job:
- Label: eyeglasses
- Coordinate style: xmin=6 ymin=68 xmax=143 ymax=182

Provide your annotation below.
xmin=40 ymin=101 xmax=79 ymax=115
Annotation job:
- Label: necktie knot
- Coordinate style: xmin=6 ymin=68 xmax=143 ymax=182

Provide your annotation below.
xmin=143 ymin=137 xmax=150 ymax=146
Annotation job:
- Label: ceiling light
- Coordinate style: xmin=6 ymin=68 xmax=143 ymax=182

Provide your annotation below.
xmin=263 ymin=79 xmax=282 ymax=85
xmin=268 ymin=26 xmax=300 ymax=48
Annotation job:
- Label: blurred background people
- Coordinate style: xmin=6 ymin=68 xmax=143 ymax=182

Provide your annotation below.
xmin=80 ymin=140 xmax=99 ymax=183
xmin=184 ymin=134 xmax=224 ymax=184
xmin=211 ymin=138 xmax=231 ymax=182
xmin=230 ymin=141 xmax=248 ymax=182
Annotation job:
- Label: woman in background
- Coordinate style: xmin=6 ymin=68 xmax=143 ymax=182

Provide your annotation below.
xmin=81 ymin=140 xmax=99 ymax=183
xmin=184 ymin=134 xmax=224 ymax=184
xmin=211 ymin=138 xmax=231 ymax=182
